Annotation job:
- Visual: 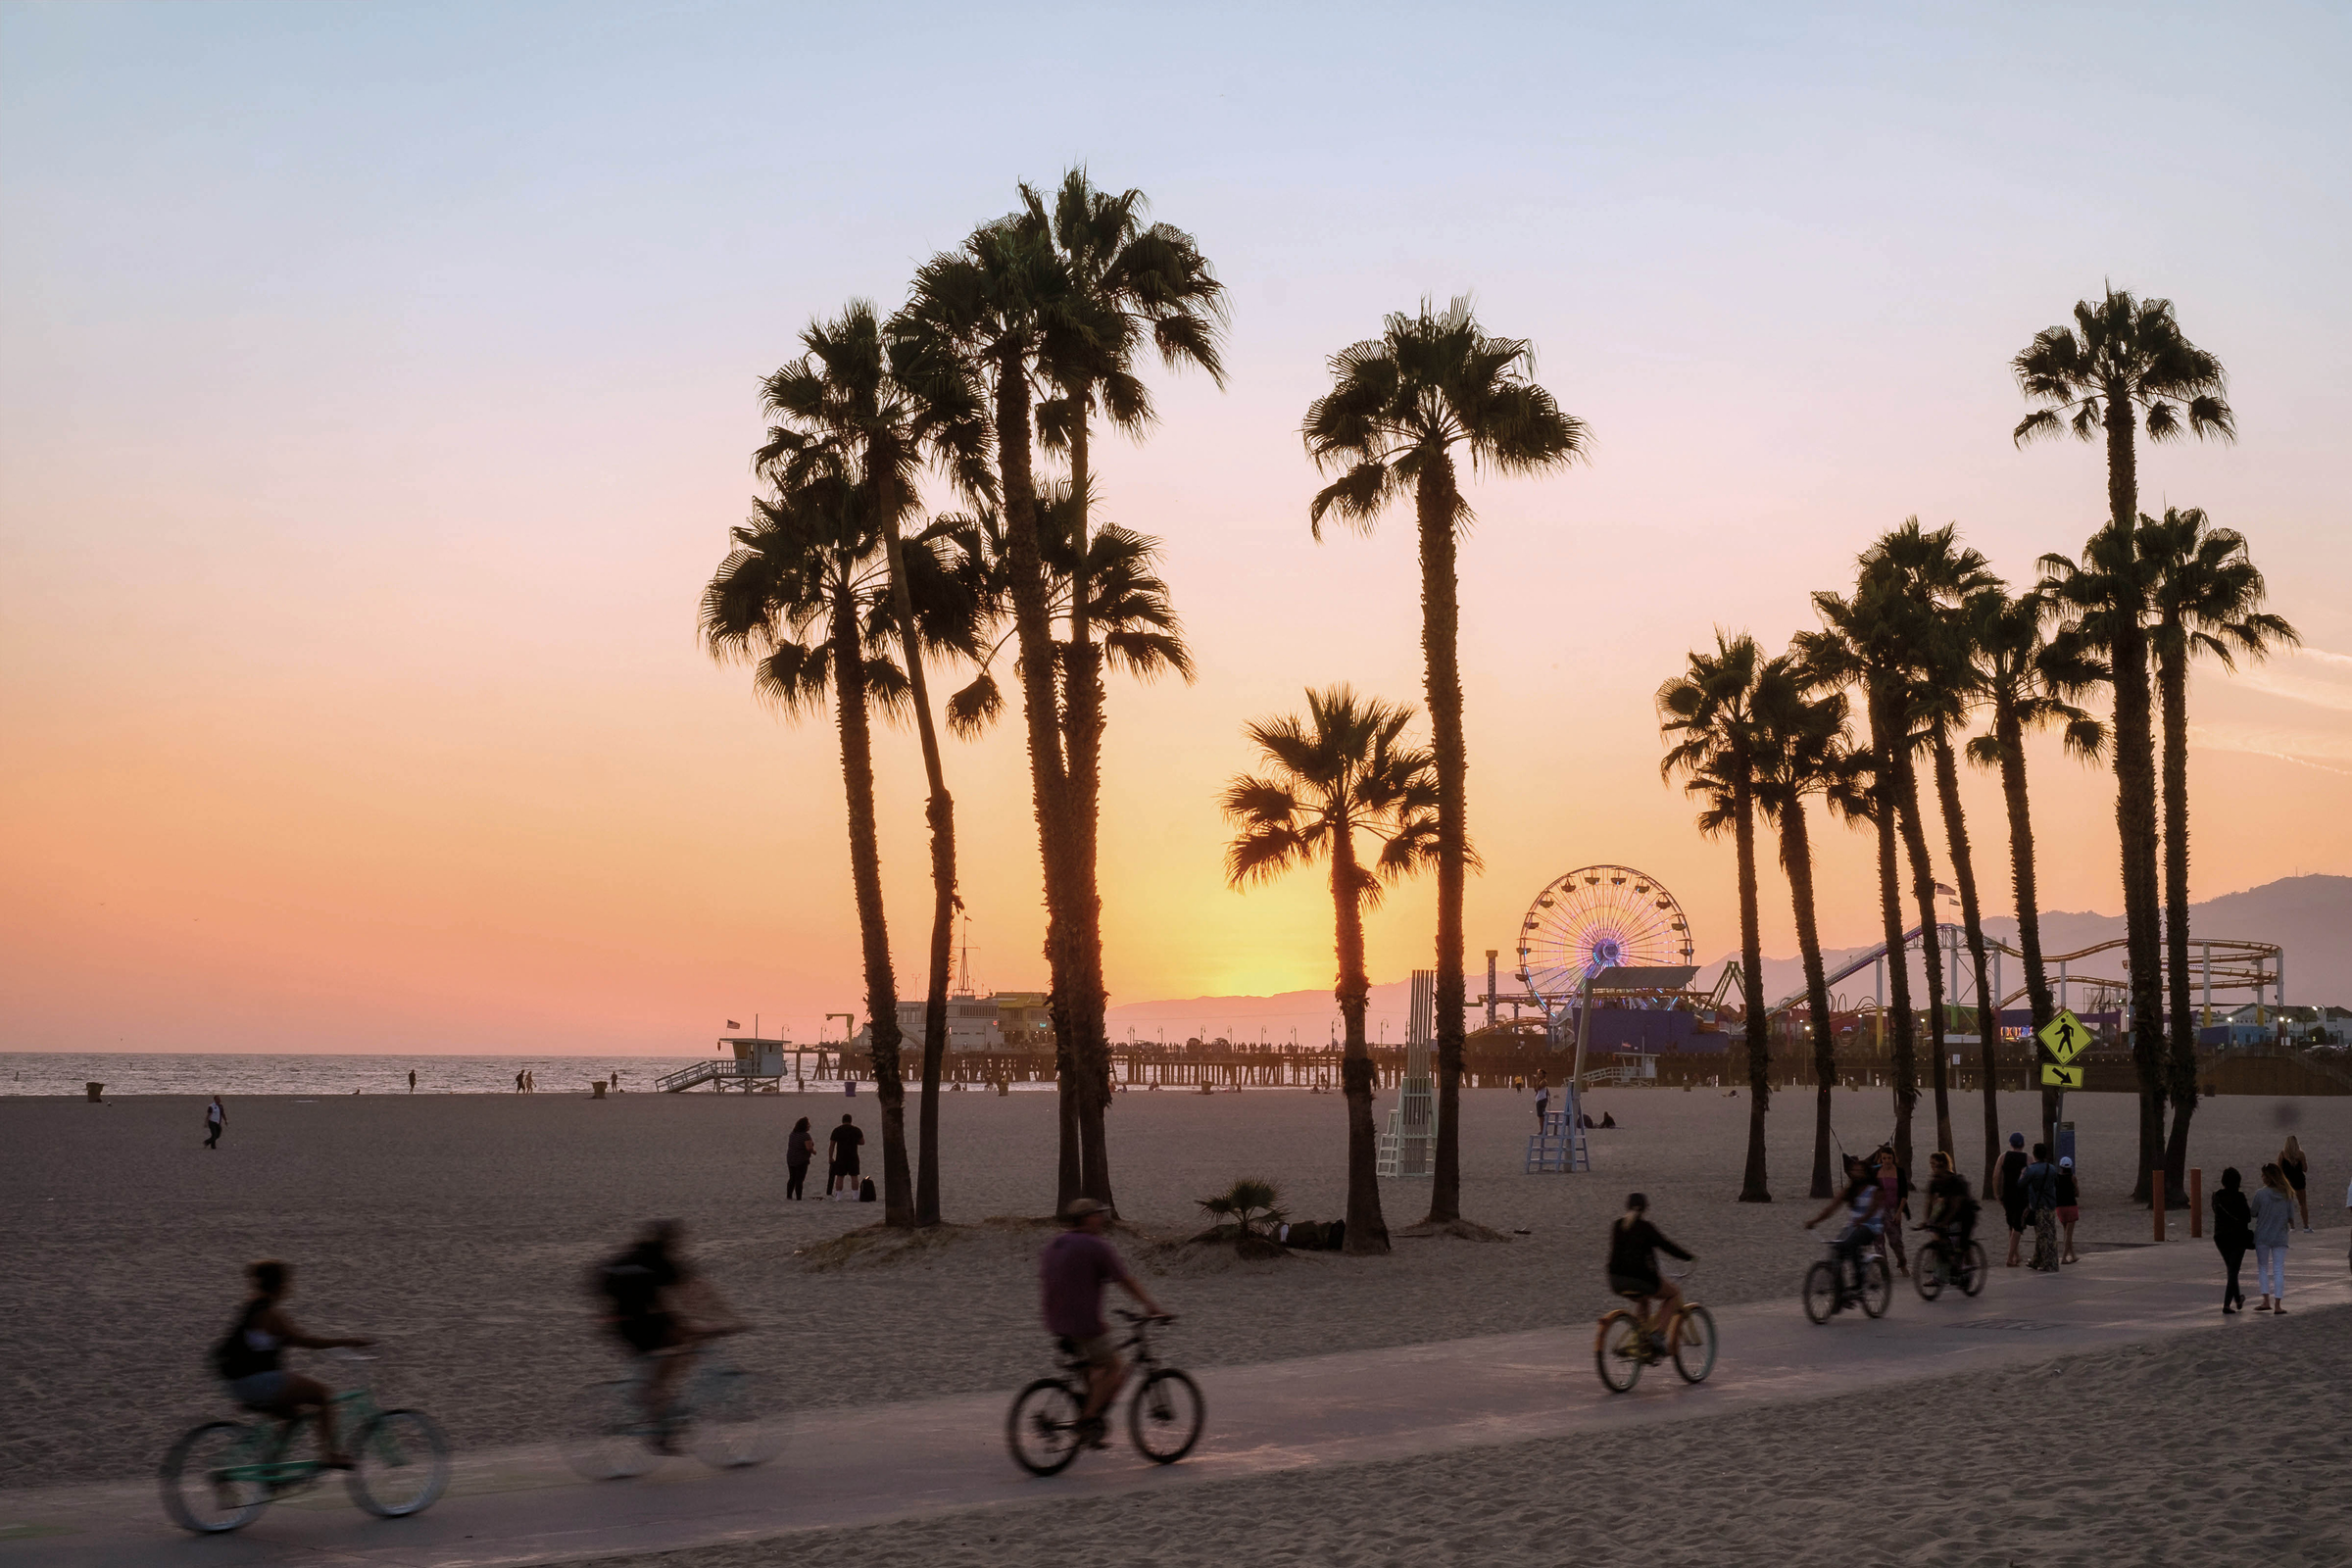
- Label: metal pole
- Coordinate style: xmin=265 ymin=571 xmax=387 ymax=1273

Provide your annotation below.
xmin=1485 ymin=950 xmax=1498 ymax=1029
xmin=1875 ymin=956 xmax=1885 ymax=1056
xmin=2059 ymin=958 xmax=2068 ymax=1015
xmin=2201 ymin=943 xmax=2211 ymax=1028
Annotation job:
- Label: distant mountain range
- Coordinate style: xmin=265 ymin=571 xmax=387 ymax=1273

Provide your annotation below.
xmin=1104 ymin=876 xmax=2349 ymax=1041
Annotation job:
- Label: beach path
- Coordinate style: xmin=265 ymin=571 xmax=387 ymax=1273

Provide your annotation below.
xmin=4 ymin=1237 xmax=2343 ymax=1567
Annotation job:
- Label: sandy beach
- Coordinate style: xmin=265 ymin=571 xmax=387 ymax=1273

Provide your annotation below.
xmin=5 ymin=1081 xmax=2344 ymax=1505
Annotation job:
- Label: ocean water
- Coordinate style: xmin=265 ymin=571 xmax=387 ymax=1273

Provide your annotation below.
xmin=0 ymin=1053 xmax=710 ymax=1098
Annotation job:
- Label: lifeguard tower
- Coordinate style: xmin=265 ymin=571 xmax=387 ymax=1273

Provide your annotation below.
xmin=1376 ymin=971 xmax=1437 ymax=1179
xmin=658 ymin=1036 xmax=792 ymax=1093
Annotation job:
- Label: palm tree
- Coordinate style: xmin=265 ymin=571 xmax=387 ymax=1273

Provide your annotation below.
xmin=757 ymin=300 xmax=987 ymax=1228
xmin=1797 ymin=576 xmax=1922 ymax=1175
xmin=701 ymin=465 xmax=963 ymax=1227
xmin=2014 ymin=286 xmax=2234 ymax=1203
xmin=1963 ymin=586 xmax=2104 ymax=1193
xmin=2143 ymin=507 xmax=2298 ymax=1189
xmin=1222 ymin=687 xmax=1441 ymax=1254
xmin=1751 ymin=654 xmax=1867 ymax=1199
xmin=1303 ymin=298 xmax=1590 ymax=1229
xmin=1660 ymin=632 xmax=1776 ymax=1203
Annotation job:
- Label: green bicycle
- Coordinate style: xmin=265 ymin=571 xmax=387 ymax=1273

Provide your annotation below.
xmin=159 ymin=1351 xmax=449 ymax=1534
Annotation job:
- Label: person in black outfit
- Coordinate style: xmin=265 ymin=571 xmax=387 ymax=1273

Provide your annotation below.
xmin=2212 ymin=1166 xmax=2254 ymax=1314
xmin=785 ymin=1116 xmax=814 ymax=1200
xmin=827 ymin=1113 xmax=864 ymax=1196
xmin=212 ymin=1260 xmax=372 ymax=1467
xmin=1996 ymin=1132 xmax=2031 ymax=1267
xmin=1606 ymin=1193 xmax=1694 ymax=1348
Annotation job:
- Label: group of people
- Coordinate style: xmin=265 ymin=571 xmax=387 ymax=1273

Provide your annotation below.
xmin=784 ymin=1114 xmax=866 ymax=1200
xmin=1801 ymin=1142 xmax=1977 ymax=1290
xmin=1992 ymin=1133 xmax=2082 ymax=1272
xmin=2210 ymin=1136 xmax=2323 ymax=1314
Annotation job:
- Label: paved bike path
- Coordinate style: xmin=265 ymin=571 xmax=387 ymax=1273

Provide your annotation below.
xmin=5 ymin=1239 xmax=2342 ymax=1567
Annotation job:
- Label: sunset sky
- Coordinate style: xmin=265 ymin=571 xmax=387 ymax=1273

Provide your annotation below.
xmin=5 ymin=3 xmax=2349 ymax=1054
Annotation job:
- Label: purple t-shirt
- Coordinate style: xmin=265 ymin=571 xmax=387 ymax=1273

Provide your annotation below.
xmin=1040 ymin=1231 xmax=1124 ymax=1339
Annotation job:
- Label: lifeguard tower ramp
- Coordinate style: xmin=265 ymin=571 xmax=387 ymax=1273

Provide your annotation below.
xmin=659 ymin=1038 xmax=791 ymax=1093
xmin=1376 ymin=971 xmax=1437 ymax=1179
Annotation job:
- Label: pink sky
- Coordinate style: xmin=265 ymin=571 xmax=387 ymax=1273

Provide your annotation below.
xmin=5 ymin=5 xmax=2348 ymax=1053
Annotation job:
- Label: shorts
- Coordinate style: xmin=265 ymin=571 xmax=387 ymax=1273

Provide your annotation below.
xmin=227 ymin=1371 xmax=289 ymax=1409
xmin=1065 ymin=1334 xmax=1118 ymax=1370
xmin=1608 ymin=1273 xmax=1659 ymax=1300
xmin=616 ymin=1312 xmax=681 ymax=1356
xmin=2056 ymin=1206 xmax=2080 ymax=1224
xmin=2003 ymin=1200 xmax=2026 ymax=1233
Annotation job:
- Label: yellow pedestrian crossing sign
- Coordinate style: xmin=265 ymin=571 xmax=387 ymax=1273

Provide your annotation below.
xmin=2041 ymin=1062 xmax=2083 ymax=1089
xmin=2039 ymin=1009 xmax=2089 ymax=1064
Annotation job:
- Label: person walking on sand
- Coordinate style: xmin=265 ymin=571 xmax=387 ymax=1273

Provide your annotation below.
xmin=2020 ymin=1144 xmax=2062 ymax=1272
xmin=408 ymin=1069 xmax=416 ymax=1094
xmin=785 ymin=1117 xmax=814 ymax=1200
xmin=1996 ymin=1132 xmax=2031 ymax=1267
xmin=2054 ymin=1155 xmax=2082 ymax=1264
xmin=2278 ymin=1136 xmax=2311 ymax=1231
xmin=2250 ymin=1163 xmax=2294 ymax=1311
xmin=204 ymin=1096 xmax=225 ymax=1150
xmin=827 ymin=1113 xmax=863 ymax=1197
xmin=515 ymin=1070 xmax=526 ymax=1094
xmin=2213 ymin=1166 xmax=2253 ymax=1314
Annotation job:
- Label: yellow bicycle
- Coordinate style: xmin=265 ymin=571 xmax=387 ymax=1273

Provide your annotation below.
xmin=1594 ymin=1267 xmax=1715 ymax=1393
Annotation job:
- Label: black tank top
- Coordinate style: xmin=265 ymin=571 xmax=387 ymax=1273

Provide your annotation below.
xmin=213 ymin=1299 xmax=281 ymax=1380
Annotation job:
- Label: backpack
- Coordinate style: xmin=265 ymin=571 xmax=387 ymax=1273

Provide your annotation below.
xmin=858 ymin=1177 xmax=876 ymax=1202
xmin=210 ymin=1302 xmax=269 ymax=1381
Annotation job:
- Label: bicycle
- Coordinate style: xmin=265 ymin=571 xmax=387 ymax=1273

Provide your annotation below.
xmin=1802 ymin=1232 xmax=1892 ymax=1324
xmin=160 ymin=1350 xmax=448 ymax=1534
xmin=1912 ymin=1227 xmax=1988 ymax=1301
xmin=564 ymin=1341 xmax=785 ymax=1479
xmin=1006 ymin=1310 xmax=1203 ymax=1476
xmin=1594 ymin=1266 xmax=1716 ymax=1393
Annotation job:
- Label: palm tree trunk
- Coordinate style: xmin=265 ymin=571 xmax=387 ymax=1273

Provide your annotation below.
xmin=1893 ymin=738 xmax=1952 ymax=1160
xmin=1414 ymin=458 xmax=1469 ymax=1227
xmin=1867 ymin=689 xmax=1919 ymax=1174
xmin=1992 ymin=697 xmax=2058 ymax=1196
xmin=1063 ymin=408 xmax=1114 ymax=1209
xmin=1779 ymin=798 xmax=1838 ymax=1199
xmin=2158 ymin=635 xmax=2197 ymax=1203
xmin=991 ymin=344 xmax=1084 ymax=1213
xmin=829 ymin=579 xmax=912 ymax=1226
xmin=1734 ymin=765 xmax=1772 ymax=1202
xmin=2103 ymin=407 xmax=2166 ymax=1204
xmin=1330 ymin=821 xmax=1391 ymax=1254
xmin=1931 ymin=732 xmax=2001 ymax=1203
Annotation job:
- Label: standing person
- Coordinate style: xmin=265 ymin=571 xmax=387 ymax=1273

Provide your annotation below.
xmin=515 ymin=1070 xmax=526 ymax=1094
xmin=2278 ymin=1136 xmax=2310 ymax=1231
xmin=2250 ymin=1163 xmax=2294 ymax=1312
xmin=204 ymin=1096 xmax=225 ymax=1150
xmin=1534 ymin=1078 xmax=1551 ymax=1129
xmin=2020 ymin=1144 xmax=2061 ymax=1272
xmin=1872 ymin=1145 xmax=1911 ymax=1277
xmin=2054 ymin=1155 xmax=2082 ymax=1265
xmin=2212 ymin=1166 xmax=2253 ymax=1314
xmin=408 ymin=1069 xmax=416 ymax=1094
xmin=1997 ymin=1132 xmax=2031 ymax=1268
xmin=1040 ymin=1198 xmax=1168 ymax=1448
xmin=785 ymin=1117 xmax=814 ymax=1201
xmin=827 ymin=1113 xmax=863 ymax=1197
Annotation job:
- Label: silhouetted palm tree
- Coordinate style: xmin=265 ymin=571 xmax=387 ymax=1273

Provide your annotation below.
xmin=759 ymin=300 xmax=987 ymax=1227
xmin=1963 ymin=586 xmax=2104 ymax=1193
xmin=1660 ymin=632 xmax=1776 ymax=1202
xmin=2014 ymin=286 xmax=2233 ymax=1204
xmin=2144 ymin=507 xmax=2297 ymax=1189
xmin=1304 ymin=298 xmax=1590 ymax=1230
xmin=1223 ymin=687 xmax=1441 ymax=1254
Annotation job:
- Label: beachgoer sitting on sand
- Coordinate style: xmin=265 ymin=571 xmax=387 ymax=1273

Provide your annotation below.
xmin=1041 ymin=1198 xmax=1168 ymax=1447
xmin=1600 ymin=1111 xmax=1616 ymax=1129
xmin=595 ymin=1220 xmax=744 ymax=1448
xmin=213 ymin=1260 xmax=372 ymax=1468
xmin=1604 ymin=1194 xmax=1693 ymax=1351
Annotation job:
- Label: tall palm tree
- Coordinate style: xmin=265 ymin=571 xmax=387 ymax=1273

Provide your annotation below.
xmin=1222 ymin=687 xmax=1441 ymax=1255
xmin=2143 ymin=507 xmax=2298 ymax=1189
xmin=757 ymin=300 xmax=987 ymax=1228
xmin=1963 ymin=586 xmax=2104 ymax=1193
xmin=1751 ymin=655 xmax=1867 ymax=1199
xmin=2014 ymin=286 xmax=2234 ymax=1203
xmin=1303 ymin=298 xmax=1590 ymax=1229
xmin=1797 ymin=576 xmax=1922 ymax=1175
xmin=701 ymin=466 xmax=963 ymax=1227
xmin=1660 ymin=632 xmax=1776 ymax=1202
xmin=1028 ymin=171 xmax=1226 ymax=1193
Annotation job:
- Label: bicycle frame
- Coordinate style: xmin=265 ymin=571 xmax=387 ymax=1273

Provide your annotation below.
xmin=217 ymin=1386 xmax=386 ymax=1492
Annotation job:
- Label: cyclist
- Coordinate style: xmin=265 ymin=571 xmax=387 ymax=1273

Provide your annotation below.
xmin=1605 ymin=1193 xmax=1693 ymax=1351
xmin=1041 ymin=1198 xmax=1167 ymax=1446
xmin=594 ymin=1220 xmax=744 ymax=1448
xmin=1804 ymin=1153 xmax=1885 ymax=1308
xmin=211 ymin=1260 xmax=373 ymax=1468
xmin=1921 ymin=1151 xmax=1977 ymax=1276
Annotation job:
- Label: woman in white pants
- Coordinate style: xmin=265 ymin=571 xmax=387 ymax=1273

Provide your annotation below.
xmin=2249 ymin=1163 xmax=2296 ymax=1312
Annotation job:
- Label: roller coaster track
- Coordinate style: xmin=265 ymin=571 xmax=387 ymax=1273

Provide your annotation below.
xmin=1759 ymin=925 xmax=2283 ymax=1018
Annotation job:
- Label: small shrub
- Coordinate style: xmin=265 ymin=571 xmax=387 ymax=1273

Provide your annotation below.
xmin=1194 ymin=1177 xmax=1287 ymax=1248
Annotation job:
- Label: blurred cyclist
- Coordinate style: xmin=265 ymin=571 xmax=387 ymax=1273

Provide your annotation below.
xmin=212 ymin=1260 xmax=373 ymax=1467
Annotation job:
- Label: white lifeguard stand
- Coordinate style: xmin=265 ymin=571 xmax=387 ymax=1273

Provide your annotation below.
xmin=1377 ymin=971 xmax=1437 ymax=1179
xmin=1526 ymin=964 xmax=1696 ymax=1173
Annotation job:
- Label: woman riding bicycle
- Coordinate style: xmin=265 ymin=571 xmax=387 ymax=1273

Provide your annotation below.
xmin=1804 ymin=1153 xmax=1885 ymax=1292
xmin=1606 ymin=1194 xmax=1693 ymax=1349
xmin=211 ymin=1260 xmax=373 ymax=1468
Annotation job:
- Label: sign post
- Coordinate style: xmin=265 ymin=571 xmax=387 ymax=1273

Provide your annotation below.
xmin=2038 ymin=1009 xmax=2088 ymax=1153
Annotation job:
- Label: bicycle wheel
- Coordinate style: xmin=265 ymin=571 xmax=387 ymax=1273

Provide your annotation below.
xmin=689 ymin=1366 xmax=786 ymax=1469
xmin=562 ymin=1381 xmax=657 ymax=1481
xmin=1914 ymin=1249 xmax=1946 ymax=1301
xmin=1006 ymin=1378 xmax=1086 ymax=1476
xmin=347 ymin=1409 xmax=449 ymax=1518
xmin=160 ymin=1421 xmax=270 ymax=1534
xmin=1127 ymin=1369 xmax=1203 ymax=1464
xmin=1960 ymin=1241 xmax=1989 ymax=1298
xmin=1858 ymin=1257 xmax=1892 ymax=1318
xmin=1802 ymin=1261 xmax=1838 ymax=1325
xmin=1594 ymin=1313 xmax=1644 ymax=1392
xmin=1672 ymin=1305 xmax=1718 ymax=1384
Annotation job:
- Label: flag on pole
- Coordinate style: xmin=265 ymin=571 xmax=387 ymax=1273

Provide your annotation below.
xmin=726 ymin=1019 xmax=741 ymax=1030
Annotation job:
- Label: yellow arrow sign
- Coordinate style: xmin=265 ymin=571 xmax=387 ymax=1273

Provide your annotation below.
xmin=2039 ymin=1008 xmax=2089 ymax=1063
xmin=2041 ymin=1062 xmax=2083 ymax=1089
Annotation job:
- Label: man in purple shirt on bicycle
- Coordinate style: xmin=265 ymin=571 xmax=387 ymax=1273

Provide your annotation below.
xmin=1040 ymin=1198 xmax=1168 ymax=1444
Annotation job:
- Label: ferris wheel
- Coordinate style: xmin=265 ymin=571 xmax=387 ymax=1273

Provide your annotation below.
xmin=1517 ymin=864 xmax=1695 ymax=1008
